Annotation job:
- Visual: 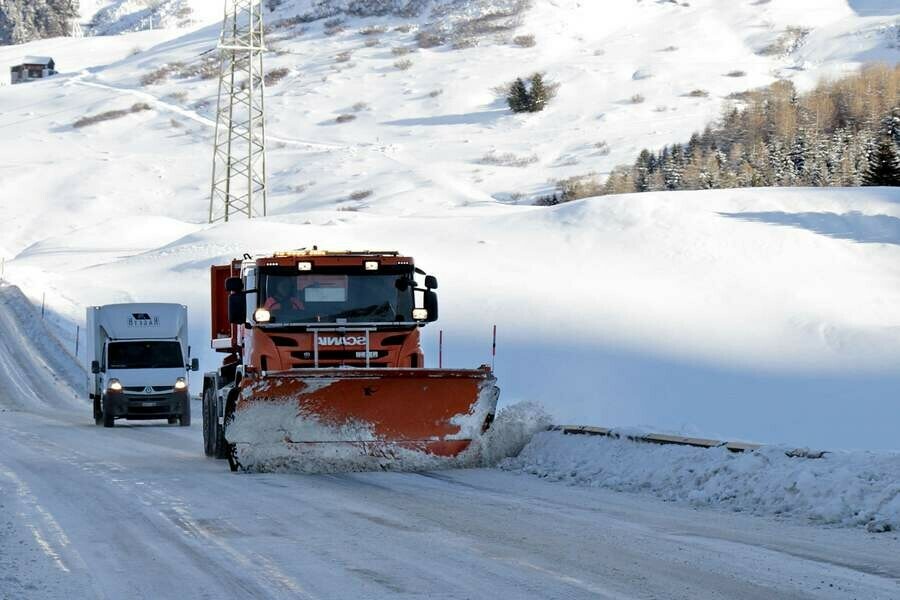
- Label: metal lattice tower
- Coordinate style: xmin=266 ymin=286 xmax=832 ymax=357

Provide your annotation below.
xmin=209 ymin=0 xmax=268 ymax=223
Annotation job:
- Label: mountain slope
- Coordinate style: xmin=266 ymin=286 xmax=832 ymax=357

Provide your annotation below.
xmin=0 ymin=0 xmax=898 ymax=449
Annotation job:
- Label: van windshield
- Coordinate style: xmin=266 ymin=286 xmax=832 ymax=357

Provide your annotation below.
xmin=108 ymin=341 xmax=184 ymax=370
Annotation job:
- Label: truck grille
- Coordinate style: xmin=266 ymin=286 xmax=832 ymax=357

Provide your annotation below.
xmin=289 ymin=350 xmax=389 ymax=360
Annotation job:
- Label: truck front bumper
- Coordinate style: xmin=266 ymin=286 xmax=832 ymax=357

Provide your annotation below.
xmin=104 ymin=390 xmax=189 ymax=421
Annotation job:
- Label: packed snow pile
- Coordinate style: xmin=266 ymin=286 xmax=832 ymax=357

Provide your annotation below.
xmin=504 ymin=431 xmax=900 ymax=532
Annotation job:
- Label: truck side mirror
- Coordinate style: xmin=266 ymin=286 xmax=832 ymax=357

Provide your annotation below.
xmin=424 ymin=290 xmax=438 ymax=323
xmin=191 ymin=358 xmax=200 ymax=372
xmin=228 ymin=293 xmax=247 ymax=325
xmin=91 ymin=360 xmax=101 ymax=374
xmin=225 ymin=277 xmax=244 ymax=293
xmin=425 ymin=275 xmax=438 ymax=290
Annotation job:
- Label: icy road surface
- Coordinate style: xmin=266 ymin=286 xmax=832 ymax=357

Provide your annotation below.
xmin=1 ymin=287 xmax=899 ymax=600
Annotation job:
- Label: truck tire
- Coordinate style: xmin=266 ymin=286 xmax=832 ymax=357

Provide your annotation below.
xmin=179 ymin=397 xmax=191 ymax=427
xmin=214 ymin=389 xmax=235 ymax=460
xmin=203 ymin=387 xmax=215 ymax=456
xmin=214 ymin=422 xmax=229 ymax=459
xmin=102 ymin=396 xmax=115 ymax=428
xmin=93 ymin=397 xmax=102 ymax=426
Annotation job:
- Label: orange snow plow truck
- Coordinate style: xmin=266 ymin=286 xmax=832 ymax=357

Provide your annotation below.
xmin=202 ymin=250 xmax=500 ymax=472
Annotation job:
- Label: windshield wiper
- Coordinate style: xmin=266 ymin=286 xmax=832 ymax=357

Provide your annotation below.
xmin=328 ymin=302 xmax=393 ymax=319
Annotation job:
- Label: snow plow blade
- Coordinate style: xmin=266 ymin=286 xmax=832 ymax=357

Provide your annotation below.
xmin=225 ymin=368 xmax=500 ymax=472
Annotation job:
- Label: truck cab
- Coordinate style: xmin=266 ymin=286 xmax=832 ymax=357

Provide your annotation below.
xmin=213 ymin=250 xmax=438 ymax=373
xmin=87 ymin=304 xmax=199 ymax=427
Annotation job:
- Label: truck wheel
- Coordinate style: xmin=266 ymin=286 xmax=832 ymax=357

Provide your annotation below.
xmin=179 ymin=397 xmax=191 ymax=427
xmin=214 ymin=390 xmax=235 ymax=460
xmin=93 ymin=397 xmax=102 ymax=426
xmin=202 ymin=387 xmax=214 ymax=456
xmin=214 ymin=423 xmax=229 ymax=459
xmin=102 ymin=396 xmax=115 ymax=428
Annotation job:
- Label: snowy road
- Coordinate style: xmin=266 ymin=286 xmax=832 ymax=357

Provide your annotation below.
xmin=2 ymin=285 xmax=899 ymax=600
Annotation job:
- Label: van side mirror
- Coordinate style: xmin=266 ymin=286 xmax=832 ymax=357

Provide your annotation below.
xmin=225 ymin=277 xmax=244 ymax=293
xmin=91 ymin=360 xmax=101 ymax=374
xmin=228 ymin=293 xmax=247 ymax=325
xmin=191 ymin=358 xmax=200 ymax=372
xmin=425 ymin=275 xmax=438 ymax=290
xmin=424 ymin=290 xmax=438 ymax=323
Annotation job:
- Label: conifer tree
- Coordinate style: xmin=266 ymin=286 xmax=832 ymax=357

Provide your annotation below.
xmin=507 ymin=78 xmax=530 ymax=113
xmin=528 ymin=73 xmax=548 ymax=112
xmin=863 ymin=138 xmax=900 ymax=186
xmin=634 ymin=150 xmax=653 ymax=192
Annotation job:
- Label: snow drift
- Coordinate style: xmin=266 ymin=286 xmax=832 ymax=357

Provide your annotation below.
xmin=504 ymin=431 xmax=900 ymax=532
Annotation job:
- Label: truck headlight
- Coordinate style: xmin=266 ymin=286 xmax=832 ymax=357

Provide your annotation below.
xmin=412 ymin=308 xmax=428 ymax=320
xmin=108 ymin=378 xmax=123 ymax=392
xmin=254 ymin=307 xmax=272 ymax=323
xmin=174 ymin=377 xmax=187 ymax=391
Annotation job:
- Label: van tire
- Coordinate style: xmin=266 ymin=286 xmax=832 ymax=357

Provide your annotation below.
xmin=93 ymin=397 xmax=102 ymax=426
xmin=102 ymin=396 xmax=115 ymax=428
xmin=179 ymin=398 xmax=191 ymax=427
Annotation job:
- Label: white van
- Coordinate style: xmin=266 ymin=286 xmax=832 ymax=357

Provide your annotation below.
xmin=86 ymin=303 xmax=198 ymax=427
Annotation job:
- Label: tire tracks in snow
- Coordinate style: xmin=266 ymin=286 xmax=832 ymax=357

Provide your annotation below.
xmin=67 ymin=75 xmax=498 ymax=208
xmin=69 ymin=76 xmax=345 ymax=152
xmin=0 ymin=417 xmax=315 ymax=600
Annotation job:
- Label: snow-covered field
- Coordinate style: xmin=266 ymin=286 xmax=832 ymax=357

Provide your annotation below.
xmin=1 ymin=0 xmax=899 ymax=452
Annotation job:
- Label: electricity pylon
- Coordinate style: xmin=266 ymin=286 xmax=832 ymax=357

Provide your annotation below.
xmin=209 ymin=0 xmax=268 ymax=223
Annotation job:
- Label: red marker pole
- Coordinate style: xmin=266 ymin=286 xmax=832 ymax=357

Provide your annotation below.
xmin=439 ymin=330 xmax=443 ymax=369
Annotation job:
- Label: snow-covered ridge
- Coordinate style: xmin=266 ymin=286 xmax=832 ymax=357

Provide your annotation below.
xmin=81 ymin=0 xmax=223 ymax=35
xmin=505 ymin=431 xmax=900 ymax=533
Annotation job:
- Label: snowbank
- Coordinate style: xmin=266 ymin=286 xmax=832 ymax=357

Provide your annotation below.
xmin=504 ymin=431 xmax=900 ymax=532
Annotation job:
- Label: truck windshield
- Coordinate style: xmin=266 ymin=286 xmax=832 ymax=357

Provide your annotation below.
xmin=108 ymin=341 xmax=184 ymax=370
xmin=258 ymin=271 xmax=415 ymax=324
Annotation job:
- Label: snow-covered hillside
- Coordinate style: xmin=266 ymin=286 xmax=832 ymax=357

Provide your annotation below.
xmin=80 ymin=0 xmax=223 ymax=35
xmin=1 ymin=0 xmax=899 ymax=449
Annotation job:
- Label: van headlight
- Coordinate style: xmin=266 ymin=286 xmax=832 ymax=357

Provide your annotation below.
xmin=174 ymin=377 xmax=187 ymax=391
xmin=108 ymin=378 xmax=123 ymax=392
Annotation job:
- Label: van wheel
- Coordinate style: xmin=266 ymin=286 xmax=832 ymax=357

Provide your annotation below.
xmin=93 ymin=397 xmax=102 ymax=426
xmin=179 ymin=398 xmax=191 ymax=427
xmin=168 ymin=416 xmax=178 ymax=425
xmin=102 ymin=396 xmax=115 ymax=428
